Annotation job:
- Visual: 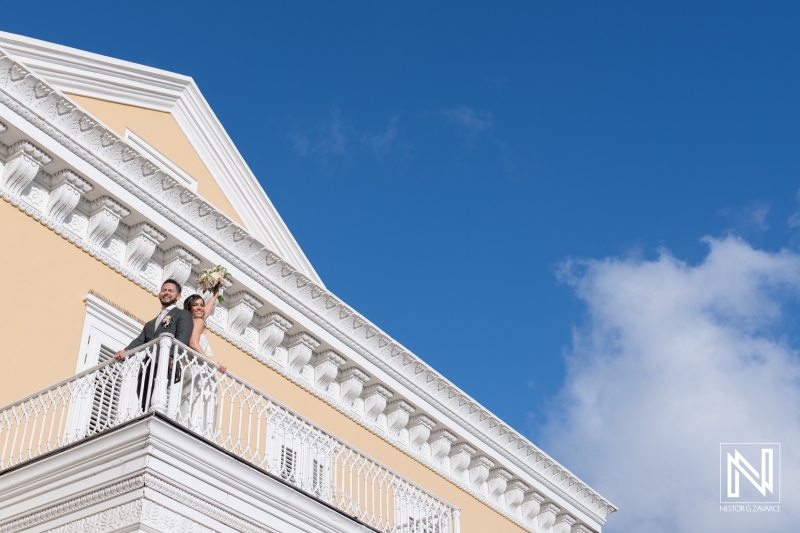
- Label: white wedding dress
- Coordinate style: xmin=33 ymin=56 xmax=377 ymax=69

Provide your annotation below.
xmin=179 ymin=330 xmax=218 ymax=438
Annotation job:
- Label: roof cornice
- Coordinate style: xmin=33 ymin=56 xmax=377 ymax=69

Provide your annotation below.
xmin=0 ymin=44 xmax=616 ymax=530
xmin=0 ymin=31 xmax=322 ymax=287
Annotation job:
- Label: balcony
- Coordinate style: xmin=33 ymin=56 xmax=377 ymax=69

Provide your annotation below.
xmin=0 ymin=334 xmax=459 ymax=533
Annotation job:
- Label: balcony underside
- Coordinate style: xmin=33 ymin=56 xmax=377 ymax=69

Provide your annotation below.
xmin=0 ymin=413 xmax=377 ymax=533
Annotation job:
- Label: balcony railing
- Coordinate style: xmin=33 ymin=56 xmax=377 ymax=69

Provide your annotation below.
xmin=0 ymin=334 xmax=459 ymax=533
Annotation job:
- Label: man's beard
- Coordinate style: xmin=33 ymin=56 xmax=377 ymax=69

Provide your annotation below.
xmin=160 ymin=295 xmax=178 ymax=306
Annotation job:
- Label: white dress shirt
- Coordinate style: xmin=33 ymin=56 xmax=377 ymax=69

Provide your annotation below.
xmin=154 ymin=304 xmax=177 ymax=334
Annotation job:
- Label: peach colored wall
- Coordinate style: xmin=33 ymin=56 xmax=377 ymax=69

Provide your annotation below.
xmin=0 ymin=199 xmax=526 ymax=533
xmin=66 ymin=94 xmax=243 ymax=226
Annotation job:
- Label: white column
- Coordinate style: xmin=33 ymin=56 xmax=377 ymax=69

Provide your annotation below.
xmin=150 ymin=334 xmax=174 ymax=414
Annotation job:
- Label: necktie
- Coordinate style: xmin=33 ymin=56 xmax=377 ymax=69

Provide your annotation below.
xmin=154 ymin=309 xmax=169 ymax=334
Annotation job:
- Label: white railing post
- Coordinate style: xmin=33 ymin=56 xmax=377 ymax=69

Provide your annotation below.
xmin=150 ymin=333 xmax=174 ymax=413
xmin=1 ymin=339 xmax=460 ymax=533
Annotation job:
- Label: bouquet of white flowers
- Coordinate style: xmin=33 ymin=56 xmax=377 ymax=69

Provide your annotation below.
xmin=197 ymin=265 xmax=231 ymax=302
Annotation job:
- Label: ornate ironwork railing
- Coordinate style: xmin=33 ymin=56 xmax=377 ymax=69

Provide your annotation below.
xmin=0 ymin=334 xmax=459 ymax=533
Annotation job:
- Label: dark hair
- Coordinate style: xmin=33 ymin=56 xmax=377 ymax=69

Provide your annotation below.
xmin=162 ymin=278 xmax=182 ymax=294
xmin=183 ymin=294 xmax=204 ymax=311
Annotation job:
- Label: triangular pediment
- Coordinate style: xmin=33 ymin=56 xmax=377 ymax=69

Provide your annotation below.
xmin=0 ymin=31 xmax=322 ymax=286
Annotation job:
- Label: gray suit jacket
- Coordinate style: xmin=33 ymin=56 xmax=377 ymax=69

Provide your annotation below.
xmin=126 ymin=307 xmax=194 ymax=352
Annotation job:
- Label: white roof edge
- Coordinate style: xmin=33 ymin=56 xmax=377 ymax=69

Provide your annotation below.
xmin=0 ymin=38 xmax=616 ymax=527
xmin=0 ymin=31 xmax=323 ymax=287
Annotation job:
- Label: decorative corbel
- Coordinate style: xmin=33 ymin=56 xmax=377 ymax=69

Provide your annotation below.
xmin=468 ymin=455 xmax=494 ymax=492
xmin=448 ymin=442 xmax=476 ymax=480
xmin=161 ymin=246 xmax=200 ymax=287
xmin=85 ymin=196 xmax=130 ymax=252
xmin=1 ymin=152 xmax=40 ymax=200
xmin=362 ymin=383 xmax=393 ymax=422
xmin=407 ymin=414 xmax=436 ymax=452
xmin=338 ymin=367 xmax=370 ymax=408
xmin=521 ymin=491 xmax=546 ymax=524
xmin=227 ymin=291 xmax=264 ymax=336
xmin=504 ymin=480 xmax=529 ymax=513
xmin=385 ymin=400 xmax=415 ymax=438
xmin=284 ymin=332 xmax=321 ymax=374
xmin=553 ymin=514 xmax=576 ymax=533
xmin=569 ymin=524 xmax=592 ymax=533
xmin=429 ymin=429 xmax=458 ymax=465
xmin=43 ymin=170 xmax=92 ymax=227
xmin=537 ymin=503 xmax=561 ymax=533
xmin=124 ymin=223 xmax=166 ymax=276
xmin=312 ymin=350 xmax=346 ymax=391
xmin=257 ymin=312 xmax=293 ymax=362
xmin=487 ymin=468 xmax=513 ymax=502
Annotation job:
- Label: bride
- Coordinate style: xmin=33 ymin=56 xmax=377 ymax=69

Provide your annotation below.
xmin=179 ymin=286 xmax=226 ymax=436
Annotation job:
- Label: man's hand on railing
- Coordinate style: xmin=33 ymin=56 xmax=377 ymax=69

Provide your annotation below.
xmin=114 ymin=349 xmax=126 ymax=361
xmin=218 ymin=363 xmax=227 ymax=374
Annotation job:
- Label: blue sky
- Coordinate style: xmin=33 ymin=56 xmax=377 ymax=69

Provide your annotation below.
xmin=4 ymin=3 xmax=800 ymax=530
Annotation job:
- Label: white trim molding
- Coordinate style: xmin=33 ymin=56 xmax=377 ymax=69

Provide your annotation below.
xmin=0 ymin=40 xmax=616 ymax=532
xmin=0 ymin=416 xmax=375 ymax=533
xmin=0 ymin=30 xmax=322 ymax=287
xmin=76 ymin=292 xmax=142 ymax=373
xmin=124 ymin=128 xmax=198 ymax=192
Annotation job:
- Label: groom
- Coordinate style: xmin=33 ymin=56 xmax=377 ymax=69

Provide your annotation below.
xmin=115 ymin=279 xmax=193 ymax=409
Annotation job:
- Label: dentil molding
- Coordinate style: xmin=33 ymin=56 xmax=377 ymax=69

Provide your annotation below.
xmin=0 ymin=47 xmax=615 ymax=531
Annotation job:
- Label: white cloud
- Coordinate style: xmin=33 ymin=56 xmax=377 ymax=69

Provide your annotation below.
xmin=360 ymin=116 xmax=399 ymax=157
xmin=722 ymin=201 xmax=770 ymax=232
xmin=290 ymin=111 xmax=401 ymax=162
xmin=289 ymin=109 xmax=350 ymax=158
xmin=788 ymin=189 xmax=800 ymax=229
xmin=540 ymin=237 xmax=800 ymax=532
xmin=441 ymin=106 xmax=494 ymax=141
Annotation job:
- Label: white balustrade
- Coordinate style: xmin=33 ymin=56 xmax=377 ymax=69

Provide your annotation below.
xmin=0 ymin=334 xmax=458 ymax=533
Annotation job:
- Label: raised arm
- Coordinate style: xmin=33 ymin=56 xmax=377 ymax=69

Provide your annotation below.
xmin=203 ymin=285 xmax=220 ymax=320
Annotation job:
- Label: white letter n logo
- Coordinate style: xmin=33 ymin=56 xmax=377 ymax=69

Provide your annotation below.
xmin=727 ymin=448 xmax=773 ymax=498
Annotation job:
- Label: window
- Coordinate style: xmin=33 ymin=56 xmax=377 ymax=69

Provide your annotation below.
xmin=65 ymin=292 xmax=144 ymax=440
xmin=76 ymin=292 xmax=142 ymax=373
xmin=86 ymin=346 xmax=122 ymax=433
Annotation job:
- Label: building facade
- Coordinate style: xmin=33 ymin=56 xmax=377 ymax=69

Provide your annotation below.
xmin=0 ymin=32 xmax=616 ymax=533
